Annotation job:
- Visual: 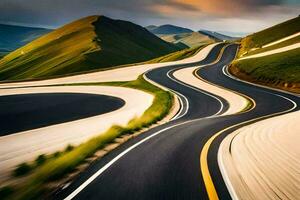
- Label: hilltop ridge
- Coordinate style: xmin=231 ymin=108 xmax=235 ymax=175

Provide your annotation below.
xmin=0 ymin=15 xmax=179 ymax=81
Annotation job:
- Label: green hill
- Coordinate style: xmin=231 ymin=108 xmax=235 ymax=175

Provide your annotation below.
xmin=160 ymin=32 xmax=215 ymax=48
xmin=239 ymin=16 xmax=300 ymax=57
xmin=0 ymin=15 xmax=179 ymax=81
xmin=146 ymin=24 xmax=217 ymax=48
xmin=231 ymin=16 xmax=300 ymax=93
xmin=231 ymin=48 xmax=300 ymax=92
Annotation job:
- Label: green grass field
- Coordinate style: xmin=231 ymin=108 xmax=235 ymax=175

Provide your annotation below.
xmin=232 ymin=48 xmax=300 ymax=86
xmin=238 ymin=16 xmax=300 ymax=57
xmin=0 ymin=15 xmax=179 ymax=81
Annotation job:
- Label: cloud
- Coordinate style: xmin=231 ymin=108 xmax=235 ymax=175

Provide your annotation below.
xmin=149 ymin=0 xmax=284 ymax=17
xmin=0 ymin=0 xmax=298 ymax=33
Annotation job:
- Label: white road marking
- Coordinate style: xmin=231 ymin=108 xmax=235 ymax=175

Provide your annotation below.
xmin=219 ymin=65 xmax=298 ymax=200
xmin=238 ymin=43 xmax=300 ymax=60
xmin=262 ymin=32 xmax=300 ymax=48
xmin=167 ymin=68 xmax=225 ymax=116
xmin=64 ymin=49 xmax=227 ymax=200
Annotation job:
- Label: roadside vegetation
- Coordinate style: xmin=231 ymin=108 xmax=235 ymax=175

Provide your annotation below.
xmin=231 ymin=48 xmax=300 ymax=92
xmin=0 ymin=76 xmax=173 ymax=200
xmin=238 ymin=16 xmax=300 ymax=57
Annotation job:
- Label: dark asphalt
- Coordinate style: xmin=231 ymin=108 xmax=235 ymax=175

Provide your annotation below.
xmin=54 ymin=44 xmax=299 ymax=200
xmin=0 ymin=93 xmax=125 ymax=136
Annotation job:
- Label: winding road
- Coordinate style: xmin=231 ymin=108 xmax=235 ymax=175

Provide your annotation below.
xmin=53 ymin=44 xmax=300 ymax=200
xmin=1 ymin=43 xmax=298 ymax=199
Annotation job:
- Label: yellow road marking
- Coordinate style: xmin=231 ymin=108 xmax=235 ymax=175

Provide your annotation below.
xmin=197 ymin=43 xmax=296 ymax=200
xmin=197 ymin=44 xmax=255 ymax=199
xmin=193 ymin=45 xmax=256 ymax=115
xmin=200 ymin=133 xmax=220 ymax=200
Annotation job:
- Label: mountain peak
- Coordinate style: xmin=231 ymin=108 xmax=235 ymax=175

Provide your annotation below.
xmin=147 ymin=24 xmax=193 ymax=35
xmin=0 ymin=15 xmax=179 ymax=81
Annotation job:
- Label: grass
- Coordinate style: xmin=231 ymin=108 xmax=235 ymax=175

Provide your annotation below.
xmin=238 ymin=16 xmax=300 ymax=57
xmin=244 ymin=35 xmax=300 ymax=56
xmin=231 ymin=48 xmax=300 ymax=88
xmin=1 ymin=76 xmax=173 ymax=200
xmin=149 ymin=45 xmax=205 ymax=63
xmin=0 ymin=15 xmax=179 ymax=81
xmin=0 ymin=43 xmax=204 ymax=84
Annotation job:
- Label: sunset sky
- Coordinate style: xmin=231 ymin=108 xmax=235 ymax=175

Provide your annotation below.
xmin=0 ymin=0 xmax=299 ymax=36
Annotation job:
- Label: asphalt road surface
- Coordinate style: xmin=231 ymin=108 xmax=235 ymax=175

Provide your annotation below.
xmin=54 ymin=44 xmax=299 ymax=200
xmin=0 ymin=93 xmax=125 ymax=136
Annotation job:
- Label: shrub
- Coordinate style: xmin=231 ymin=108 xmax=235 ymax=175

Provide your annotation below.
xmin=35 ymin=154 xmax=46 ymax=166
xmin=65 ymin=144 xmax=74 ymax=152
xmin=0 ymin=186 xmax=14 ymax=200
xmin=13 ymin=162 xmax=32 ymax=177
xmin=53 ymin=151 xmax=61 ymax=158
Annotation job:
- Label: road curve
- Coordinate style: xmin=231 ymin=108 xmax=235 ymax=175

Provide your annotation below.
xmin=54 ymin=43 xmax=299 ymax=200
xmin=0 ymin=43 xmax=217 ymax=184
xmin=0 ymin=93 xmax=125 ymax=136
xmin=0 ymin=86 xmax=153 ymax=183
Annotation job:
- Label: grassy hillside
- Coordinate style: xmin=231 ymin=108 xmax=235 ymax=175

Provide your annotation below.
xmin=245 ymin=35 xmax=300 ymax=56
xmin=231 ymin=48 xmax=300 ymax=91
xmin=231 ymin=16 xmax=300 ymax=93
xmin=150 ymin=45 xmax=205 ymax=63
xmin=239 ymin=16 xmax=300 ymax=57
xmin=0 ymin=16 xmax=179 ymax=81
xmin=0 ymin=24 xmax=51 ymax=52
xmin=160 ymin=32 xmax=214 ymax=48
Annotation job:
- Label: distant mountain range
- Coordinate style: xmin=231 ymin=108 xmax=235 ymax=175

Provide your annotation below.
xmin=198 ymin=30 xmax=237 ymax=41
xmin=0 ymin=24 xmax=51 ymax=54
xmin=159 ymin=32 xmax=216 ymax=48
xmin=0 ymin=15 xmax=180 ymax=81
xmin=146 ymin=24 xmax=237 ymax=48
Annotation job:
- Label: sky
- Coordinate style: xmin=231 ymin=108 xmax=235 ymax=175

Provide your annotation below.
xmin=0 ymin=0 xmax=299 ymax=36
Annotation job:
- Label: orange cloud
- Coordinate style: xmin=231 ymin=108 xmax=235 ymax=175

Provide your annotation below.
xmin=150 ymin=0 xmax=283 ymax=17
xmin=172 ymin=0 xmax=248 ymax=16
xmin=150 ymin=3 xmax=200 ymax=17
